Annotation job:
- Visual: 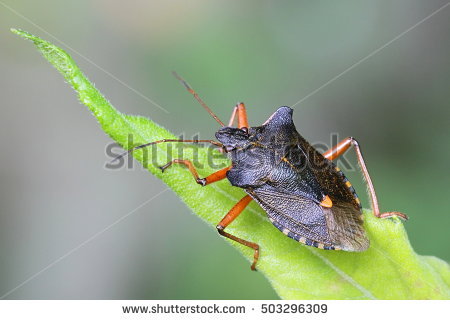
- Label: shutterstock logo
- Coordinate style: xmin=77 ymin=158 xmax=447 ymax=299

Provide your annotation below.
xmin=104 ymin=133 xmax=355 ymax=172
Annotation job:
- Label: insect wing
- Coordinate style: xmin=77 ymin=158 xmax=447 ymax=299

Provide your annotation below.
xmin=247 ymin=185 xmax=369 ymax=251
xmin=323 ymin=200 xmax=369 ymax=251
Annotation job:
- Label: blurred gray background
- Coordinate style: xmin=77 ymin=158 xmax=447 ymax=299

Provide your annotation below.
xmin=0 ymin=0 xmax=449 ymax=299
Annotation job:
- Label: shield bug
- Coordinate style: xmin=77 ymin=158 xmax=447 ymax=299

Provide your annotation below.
xmin=117 ymin=73 xmax=408 ymax=271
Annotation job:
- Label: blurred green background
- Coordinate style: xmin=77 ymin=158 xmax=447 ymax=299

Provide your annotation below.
xmin=0 ymin=0 xmax=449 ymax=299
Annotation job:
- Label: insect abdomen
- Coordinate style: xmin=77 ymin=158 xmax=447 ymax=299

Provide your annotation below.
xmin=268 ymin=217 xmax=341 ymax=251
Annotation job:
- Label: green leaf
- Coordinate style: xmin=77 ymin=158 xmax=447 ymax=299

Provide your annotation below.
xmin=12 ymin=28 xmax=450 ymax=299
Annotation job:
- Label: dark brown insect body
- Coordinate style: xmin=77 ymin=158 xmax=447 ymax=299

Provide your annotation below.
xmin=121 ymin=74 xmax=407 ymax=270
xmin=216 ymin=106 xmax=369 ymax=252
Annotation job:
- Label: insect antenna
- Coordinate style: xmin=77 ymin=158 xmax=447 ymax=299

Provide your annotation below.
xmin=172 ymin=71 xmax=225 ymax=127
xmin=110 ymin=139 xmax=223 ymax=164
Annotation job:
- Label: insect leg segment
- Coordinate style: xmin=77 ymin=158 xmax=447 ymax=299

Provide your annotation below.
xmin=236 ymin=103 xmax=249 ymax=129
xmin=323 ymin=137 xmax=408 ymax=220
xmin=227 ymin=102 xmax=249 ymax=129
xmin=216 ymin=195 xmax=260 ymax=271
xmin=160 ymin=160 xmax=230 ymax=186
xmin=227 ymin=104 xmax=238 ymax=127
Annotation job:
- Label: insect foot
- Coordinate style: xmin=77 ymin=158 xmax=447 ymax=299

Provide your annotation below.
xmin=377 ymin=211 xmax=409 ymax=220
xmin=196 ymin=178 xmax=207 ymax=186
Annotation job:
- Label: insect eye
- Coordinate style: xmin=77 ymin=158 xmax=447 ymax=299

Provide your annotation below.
xmin=241 ymin=127 xmax=249 ymax=134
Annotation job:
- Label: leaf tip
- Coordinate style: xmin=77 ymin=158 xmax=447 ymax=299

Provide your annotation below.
xmin=11 ymin=28 xmax=27 ymax=37
xmin=11 ymin=28 xmax=40 ymax=44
